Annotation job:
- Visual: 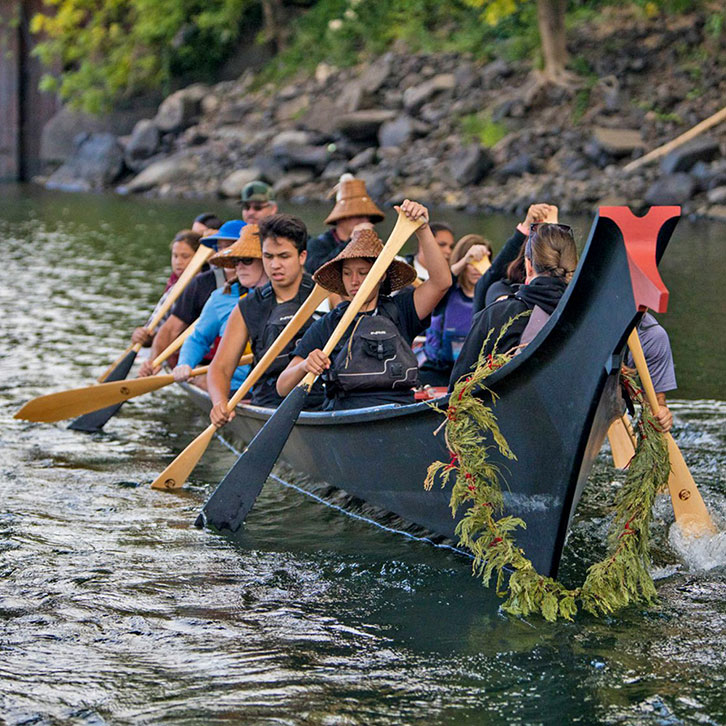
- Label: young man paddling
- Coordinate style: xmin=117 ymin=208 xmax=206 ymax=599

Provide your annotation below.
xmin=277 ymin=200 xmax=451 ymax=410
xmin=172 ymin=225 xmax=268 ymax=391
xmin=208 ymin=214 xmax=319 ymax=425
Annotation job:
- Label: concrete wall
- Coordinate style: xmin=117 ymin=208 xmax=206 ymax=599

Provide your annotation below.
xmin=0 ymin=0 xmax=58 ymax=181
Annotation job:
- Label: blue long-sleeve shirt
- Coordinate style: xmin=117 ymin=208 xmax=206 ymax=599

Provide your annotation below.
xmin=178 ymin=282 xmax=250 ymax=390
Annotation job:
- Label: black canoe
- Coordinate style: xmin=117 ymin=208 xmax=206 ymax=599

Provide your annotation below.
xmin=182 ymin=207 xmax=678 ymax=578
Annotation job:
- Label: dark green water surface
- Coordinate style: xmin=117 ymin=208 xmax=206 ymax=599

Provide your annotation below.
xmin=1 ymin=184 xmax=725 ymax=725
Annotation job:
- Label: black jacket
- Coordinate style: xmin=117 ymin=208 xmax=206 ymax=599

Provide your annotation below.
xmin=449 ymin=275 xmax=568 ymax=388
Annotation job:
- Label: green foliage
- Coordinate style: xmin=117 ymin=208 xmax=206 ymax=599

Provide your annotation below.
xmin=31 ymin=0 xmax=256 ymax=113
xmin=460 ymin=112 xmax=508 ymax=147
xmin=258 ymin=0 xmax=500 ymax=84
xmin=426 ymin=330 xmax=672 ymax=623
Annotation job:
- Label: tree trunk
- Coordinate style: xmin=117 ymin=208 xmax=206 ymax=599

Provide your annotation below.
xmin=537 ymin=0 xmax=568 ymax=81
xmin=261 ymin=0 xmax=288 ymax=53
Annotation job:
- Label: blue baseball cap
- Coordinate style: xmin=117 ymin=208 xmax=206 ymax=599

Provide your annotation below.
xmin=201 ymin=220 xmax=246 ymax=250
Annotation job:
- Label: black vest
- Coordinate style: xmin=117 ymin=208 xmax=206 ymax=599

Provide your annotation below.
xmin=239 ymin=273 xmax=316 ymax=407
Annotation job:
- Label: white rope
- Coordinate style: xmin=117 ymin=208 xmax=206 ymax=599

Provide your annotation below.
xmin=214 ymin=432 xmax=473 ymax=559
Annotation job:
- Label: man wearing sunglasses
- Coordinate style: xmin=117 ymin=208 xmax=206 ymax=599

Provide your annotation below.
xmin=239 ymin=181 xmax=279 ymax=224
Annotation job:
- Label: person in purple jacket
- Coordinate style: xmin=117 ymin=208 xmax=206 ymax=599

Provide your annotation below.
xmin=418 ymin=234 xmax=490 ymax=386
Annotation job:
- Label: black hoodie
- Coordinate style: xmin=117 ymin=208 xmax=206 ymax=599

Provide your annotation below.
xmin=449 ymin=275 xmax=568 ymax=388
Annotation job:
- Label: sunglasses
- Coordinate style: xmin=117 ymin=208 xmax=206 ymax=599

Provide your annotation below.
xmin=234 ymin=258 xmax=257 ymax=266
xmin=242 ymin=202 xmax=270 ymax=211
xmin=525 ymin=222 xmax=574 ymax=258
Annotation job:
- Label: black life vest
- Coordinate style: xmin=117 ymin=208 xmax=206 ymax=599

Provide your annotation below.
xmin=239 ymin=273 xmax=316 ymax=406
xmin=325 ymin=299 xmax=420 ymax=396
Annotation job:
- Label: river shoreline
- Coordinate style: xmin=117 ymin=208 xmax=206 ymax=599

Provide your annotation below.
xmin=36 ymin=8 xmax=726 ymax=222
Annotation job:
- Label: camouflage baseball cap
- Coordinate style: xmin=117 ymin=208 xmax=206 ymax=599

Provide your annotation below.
xmin=239 ymin=181 xmax=276 ymax=204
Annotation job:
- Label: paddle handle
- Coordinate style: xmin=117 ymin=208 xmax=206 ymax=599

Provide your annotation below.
xmin=145 ymin=245 xmax=214 ymax=334
xmin=300 ymin=211 xmax=424 ymax=389
xmin=151 ymin=321 xmax=197 ymax=368
xmin=225 ymin=284 xmax=329 ymax=412
xmin=185 ymin=354 xmax=252 ymax=380
xmin=627 ymin=329 xmax=660 ymax=414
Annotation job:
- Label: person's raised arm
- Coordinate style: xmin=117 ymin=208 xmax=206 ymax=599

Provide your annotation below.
xmin=450 ymin=245 xmax=490 ymax=277
xmin=207 ymin=306 xmax=249 ymax=426
xmin=472 ymin=203 xmax=556 ymax=313
xmin=402 ymin=201 xmax=451 ymax=320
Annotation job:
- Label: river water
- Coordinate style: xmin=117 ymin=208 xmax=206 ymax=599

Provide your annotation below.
xmin=1 ymin=184 xmax=725 ymax=725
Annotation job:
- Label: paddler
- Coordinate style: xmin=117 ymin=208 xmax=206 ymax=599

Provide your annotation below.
xmin=276 ymin=200 xmax=451 ymax=410
xmin=137 ymin=220 xmax=245 ymax=377
xmin=305 ymin=174 xmax=385 ymax=274
xmin=130 ymin=229 xmax=202 ymax=348
xmin=450 ymin=221 xmax=578 ymax=385
xmin=172 ymin=225 xmax=268 ymax=392
xmin=207 ymin=214 xmax=320 ymax=425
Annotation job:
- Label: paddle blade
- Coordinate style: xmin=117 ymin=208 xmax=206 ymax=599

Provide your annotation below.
xmin=665 ymin=433 xmax=718 ymax=537
xmin=15 ymin=374 xmax=174 ymax=423
xmin=198 ymin=386 xmax=308 ymax=532
xmin=67 ymin=349 xmax=138 ymax=432
xmin=607 ymin=416 xmax=636 ymax=470
xmin=151 ymin=425 xmax=217 ymax=490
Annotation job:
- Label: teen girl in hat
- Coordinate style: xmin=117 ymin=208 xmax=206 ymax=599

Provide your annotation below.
xmin=277 ymin=199 xmax=452 ymax=410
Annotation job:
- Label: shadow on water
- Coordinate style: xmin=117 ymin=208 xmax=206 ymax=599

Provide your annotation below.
xmin=1 ymin=185 xmax=725 ymax=725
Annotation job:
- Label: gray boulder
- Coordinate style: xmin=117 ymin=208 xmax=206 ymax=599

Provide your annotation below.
xmin=219 ymin=168 xmax=263 ymax=198
xmin=273 ymin=170 xmax=314 ymax=195
xmin=45 ymin=133 xmax=125 ymax=191
xmin=335 ymin=110 xmax=397 ymax=141
xmin=644 ymin=173 xmax=696 ymax=206
xmin=403 ymin=73 xmax=456 ymax=112
xmin=348 ymin=147 xmax=377 ymax=171
xmin=360 ymin=53 xmax=393 ymax=94
xmin=706 ymin=186 xmax=726 ymax=205
xmin=592 ymin=127 xmax=644 ymax=157
xmin=154 ymin=87 xmax=207 ymax=133
xmin=40 ymin=106 xmax=149 ymax=163
xmin=449 ymin=145 xmax=493 ymax=186
xmin=358 ymin=170 xmax=389 ymax=201
xmin=378 ymin=116 xmax=415 ymax=148
xmin=321 ymin=160 xmax=349 ymax=181
xmin=124 ymin=120 xmax=161 ymax=172
xmin=496 ymin=154 xmax=538 ymax=179
xmin=272 ymin=143 xmax=331 ymax=172
xmin=123 ymin=153 xmax=198 ymax=193
xmin=661 ymin=137 xmax=721 ymax=174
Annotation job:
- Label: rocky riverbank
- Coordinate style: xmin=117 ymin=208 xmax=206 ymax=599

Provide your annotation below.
xmin=39 ymin=8 xmax=726 ymax=220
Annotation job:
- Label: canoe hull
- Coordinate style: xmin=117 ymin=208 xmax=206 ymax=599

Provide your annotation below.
xmin=189 ymin=206 xmax=679 ymax=578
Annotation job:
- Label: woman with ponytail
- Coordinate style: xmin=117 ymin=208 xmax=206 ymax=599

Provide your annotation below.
xmin=449 ymin=223 xmax=578 ymax=387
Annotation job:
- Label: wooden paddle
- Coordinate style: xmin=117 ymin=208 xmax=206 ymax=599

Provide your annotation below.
xmin=70 ymin=245 xmax=216 ymax=431
xmin=95 ymin=244 xmax=215 ymax=383
xmin=607 ymin=415 xmax=637 ymax=469
xmin=15 ymin=352 xmax=251 ymax=423
xmin=628 ymin=328 xmax=717 ymax=535
xmin=150 ymin=283 xmax=330 ymax=491
xmin=197 ymin=210 xmax=424 ymax=532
